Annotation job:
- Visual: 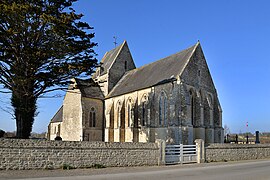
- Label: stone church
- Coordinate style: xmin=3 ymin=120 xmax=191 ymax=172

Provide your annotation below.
xmin=47 ymin=41 xmax=224 ymax=144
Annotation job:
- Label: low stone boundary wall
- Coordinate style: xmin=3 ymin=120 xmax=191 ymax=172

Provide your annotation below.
xmin=205 ymin=143 xmax=270 ymax=162
xmin=0 ymin=139 xmax=161 ymax=170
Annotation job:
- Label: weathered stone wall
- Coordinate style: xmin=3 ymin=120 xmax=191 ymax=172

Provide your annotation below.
xmin=205 ymin=144 xmax=270 ymax=162
xmin=48 ymin=122 xmax=61 ymax=140
xmin=61 ymin=88 xmax=82 ymax=141
xmin=82 ymin=97 xmax=103 ymax=141
xmin=180 ymin=44 xmax=223 ymax=143
xmin=108 ymin=42 xmax=136 ymax=93
xmin=0 ymin=139 xmax=161 ymax=170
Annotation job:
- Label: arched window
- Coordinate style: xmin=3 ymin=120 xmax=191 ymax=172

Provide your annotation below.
xmin=127 ymin=103 xmax=131 ymax=127
xmin=127 ymin=98 xmax=133 ymax=127
xmin=190 ymin=90 xmax=195 ymax=125
xmin=159 ymin=92 xmax=167 ymax=127
xmin=142 ymin=102 xmax=146 ymax=126
xmin=140 ymin=94 xmax=148 ymax=127
xmin=125 ymin=61 xmax=127 ymax=70
xmin=109 ymin=103 xmax=114 ymax=128
xmin=207 ymin=94 xmax=212 ymax=108
xmin=117 ymin=102 xmax=121 ymax=128
xmin=89 ymin=107 xmax=96 ymax=127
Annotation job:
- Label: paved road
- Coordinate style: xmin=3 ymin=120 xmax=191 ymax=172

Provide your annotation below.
xmin=2 ymin=160 xmax=270 ymax=180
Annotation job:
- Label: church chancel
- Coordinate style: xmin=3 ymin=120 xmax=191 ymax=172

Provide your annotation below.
xmin=48 ymin=41 xmax=224 ymax=144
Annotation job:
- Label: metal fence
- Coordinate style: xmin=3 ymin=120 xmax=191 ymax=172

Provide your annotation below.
xmin=165 ymin=144 xmax=198 ymax=165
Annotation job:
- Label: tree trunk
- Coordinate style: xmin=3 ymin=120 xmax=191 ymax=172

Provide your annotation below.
xmin=11 ymin=88 xmax=37 ymax=139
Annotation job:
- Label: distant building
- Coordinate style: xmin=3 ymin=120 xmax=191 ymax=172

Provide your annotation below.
xmin=47 ymin=41 xmax=224 ymax=144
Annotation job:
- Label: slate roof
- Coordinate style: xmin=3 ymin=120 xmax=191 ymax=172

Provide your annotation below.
xmin=107 ymin=42 xmax=199 ymax=98
xmin=73 ymin=78 xmax=104 ymax=99
xmin=92 ymin=42 xmax=125 ymax=78
xmin=51 ymin=106 xmax=63 ymax=123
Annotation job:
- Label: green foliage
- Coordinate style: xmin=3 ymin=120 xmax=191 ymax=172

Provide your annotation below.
xmin=90 ymin=164 xmax=106 ymax=169
xmin=0 ymin=129 xmax=5 ymax=138
xmin=61 ymin=163 xmax=105 ymax=170
xmin=0 ymin=0 xmax=97 ymax=138
xmin=62 ymin=163 xmax=74 ymax=170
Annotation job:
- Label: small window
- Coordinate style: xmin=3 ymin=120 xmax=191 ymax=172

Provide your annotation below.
xmin=198 ymin=70 xmax=201 ymax=77
xmin=124 ymin=61 xmax=127 ymax=70
xmin=89 ymin=107 xmax=96 ymax=127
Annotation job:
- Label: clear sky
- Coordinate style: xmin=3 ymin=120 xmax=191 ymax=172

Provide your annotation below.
xmin=1 ymin=0 xmax=270 ymax=134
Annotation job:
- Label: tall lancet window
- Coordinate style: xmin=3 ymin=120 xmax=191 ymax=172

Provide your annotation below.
xmin=89 ymin=107 xmax=96 ymax=127
xmin=117 ymin=104 xmax=121 ymax=128
xmin=125 ymin=61 xmax=127 ymax=70
xmin=140 ymin=94 xmax=148 ymax=127
xmin=142 ymin=102 xmax=146 ymax=126
xmin=128 ymin=103 xmax=131 ymax=127
xmin=190 ymin=90 xmax=195 ymax=126
xmin=127 ymin=98 xmax=133 ymax=127
xmin=159 ymin=92 xmax=167 ymax=127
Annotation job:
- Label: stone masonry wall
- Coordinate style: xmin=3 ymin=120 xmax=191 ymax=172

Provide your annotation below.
xmin=205 ymin=144 xmax=270 ymax=162
xmin=0 ymin=139 xmax=161 ymax=170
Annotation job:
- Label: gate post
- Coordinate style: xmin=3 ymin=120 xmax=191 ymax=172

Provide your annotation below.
xmin=195 ymin=139 xmax=205 ymax=163
xmin=156 ymin=139 xmax=166 ymax=165
xmin=180 ymin=144 xmax=183 ymax=164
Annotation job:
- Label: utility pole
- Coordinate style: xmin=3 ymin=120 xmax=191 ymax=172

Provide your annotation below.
xmin=246 ymin=121 xmax=249 ymax=144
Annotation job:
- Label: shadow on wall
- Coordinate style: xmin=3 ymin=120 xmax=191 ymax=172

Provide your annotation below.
xmin=0 ymin=129 xmax=5 ymax=138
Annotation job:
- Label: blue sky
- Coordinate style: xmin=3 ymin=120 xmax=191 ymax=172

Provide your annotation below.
xmin=1 ymin=0 xmax=270 ymax=134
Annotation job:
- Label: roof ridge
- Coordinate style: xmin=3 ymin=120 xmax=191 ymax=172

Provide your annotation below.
xmin=101 ymin=41 xmax=125 ymax=61
xmin=107 ymin=42 xmax=200 ymax=98
xmin=106 ymin=70 xmax=131 ymax=98
xmin=178 ymin=41 xmax=200 ymax=77
xmin=100 ymin=51 xmax=108 ymax=63
xmin=107 ymin=40 xmax=127 ymax=71
xmin=117 ymin=42 xmax=198 ymax=75
xmin=50 ymin=105 xmax=63 ymax=122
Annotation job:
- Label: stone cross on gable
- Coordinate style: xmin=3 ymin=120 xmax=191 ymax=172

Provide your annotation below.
xmin=113 ymin=36 xmax=117 ymax=47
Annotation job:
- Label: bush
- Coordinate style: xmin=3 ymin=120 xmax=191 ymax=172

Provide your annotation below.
xmin=62 ymin=164 xmax=74 ymax=170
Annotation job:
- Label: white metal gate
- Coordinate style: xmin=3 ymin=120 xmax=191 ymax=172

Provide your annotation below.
xmin=165 ymin=144 xmax=198 ymax=165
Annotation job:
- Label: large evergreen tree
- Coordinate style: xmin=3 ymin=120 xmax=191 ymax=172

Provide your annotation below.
xmin=0 ymin=0 xmax=97 ymax=138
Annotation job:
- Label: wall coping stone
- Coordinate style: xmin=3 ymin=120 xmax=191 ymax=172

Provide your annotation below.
xmin=0 ymin=139 xmax=159 ymax=149
xmin=206 ymin=143 xmax=270 ymax=149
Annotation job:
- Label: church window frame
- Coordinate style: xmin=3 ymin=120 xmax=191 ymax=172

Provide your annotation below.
xmin=159 ymin=91 xmax=167 ymax=127
xmin=127 ymin=98 xmax=134 ymax=127
xmin=142 ymin=102 xmax=146 ymax=126
xmin=125 ymin=61 xmax=127 ymax=70
xmin=117 ymin=102 xmax=121 ymax=128
xmin=206 ymin=94 xmax=213 ymax=108
xmin=140 ymin=94 xmax=148 ymax=127
xmin=190 ymin=89 xmax=195 ymax=126
xmin=89 ymin=107 xmax=96 ymax=127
